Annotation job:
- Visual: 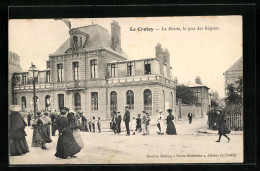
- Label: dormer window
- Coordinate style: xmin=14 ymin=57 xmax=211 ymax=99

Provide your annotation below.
xmin=111 ymin=64 xmax=117 ymax=77
xmin=144 ymin=60 xmax=151 ymax=75
xmin=127 ymin=62 xmax=134 ymax=76
xmin=73 ymin=36 xmax=78 ymax=50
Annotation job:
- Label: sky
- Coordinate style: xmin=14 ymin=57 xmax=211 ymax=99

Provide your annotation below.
xmin=9 ymin=16 xmax=242 ymax=97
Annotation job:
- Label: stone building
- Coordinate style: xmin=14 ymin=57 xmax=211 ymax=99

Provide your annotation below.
xmin=8 ymin=51 xmax=23 ymax=106
xmin=223 ymin=57 xmax=243 ymax=95
xmin=12 ymin=21 xmax=177 ymax=118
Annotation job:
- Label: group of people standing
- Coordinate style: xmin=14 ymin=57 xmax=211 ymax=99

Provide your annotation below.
xmin=110 ymin=106 xmax=177 ymax=136
xmin=9 ymin=105 xmax=91 ymax=159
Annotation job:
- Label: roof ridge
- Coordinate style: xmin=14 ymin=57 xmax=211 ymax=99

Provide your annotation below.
xmin=72 ymin=24 xmax=109 ymax=32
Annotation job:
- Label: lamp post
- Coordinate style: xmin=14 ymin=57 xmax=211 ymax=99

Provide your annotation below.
xmin=28 ymin=63 xmax=39 ymax=117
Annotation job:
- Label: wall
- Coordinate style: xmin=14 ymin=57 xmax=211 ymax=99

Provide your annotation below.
xmin=175 ymin=104 xmax=202 ymax=121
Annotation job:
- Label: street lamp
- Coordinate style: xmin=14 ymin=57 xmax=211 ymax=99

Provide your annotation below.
xmin=28 ymin=63 xmax=39 ymax=116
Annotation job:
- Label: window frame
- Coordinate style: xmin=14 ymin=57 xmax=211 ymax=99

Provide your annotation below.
xmin=127 ymin=62 xmax=134 ymax=76
xmin=144 ymin=60 xmax=151 ymax=75
xmin=90 ymin=59 xmax=98 ymax=79
xmin=91 ymin=92 xmax=98 ymax=111
xmin=126 ymin=90 xmax=134 ymax=110
xmin=73 ymin=62 xmax=79 ymax=81
xmin=57 ymin=64 xmax=63 ymax=82
xmin=111 ymin=64 xmax=117 ymax=77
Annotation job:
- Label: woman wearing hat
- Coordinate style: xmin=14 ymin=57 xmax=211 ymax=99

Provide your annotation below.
xmin=31 ymin=112 xmax=52 ymax=149
xmin=55 ymin=107 xmax=81 ymax=159
xmin=166 ymin=109 xmax=177 ymax=135
xmin=214 ymin=110 xmax=231 ymax=143
xmin=9 ymin=105 xmax=30 ymax=156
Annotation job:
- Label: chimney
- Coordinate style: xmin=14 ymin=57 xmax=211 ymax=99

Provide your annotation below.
xmin=155 ymin=43 xmax=163 ymax=75
xmin=195 ymin=76 xmax=202 ymax=84
xmin=174 ymin=77 xmax=178 ymax=85
xmin=163 ymin=48 xmax=170 ymax=65
xmin=111 ymin=20 xmax=121 ymax=52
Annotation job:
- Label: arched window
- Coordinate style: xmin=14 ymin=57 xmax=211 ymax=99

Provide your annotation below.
xmin=45 ymin=95 xmax=51 ymax=110
xmin=74 ymin=93 xmax=81 ymax=111
xmin=162 ymin=90 xmax=165 ymax=110
xmin=144 ymin=89 xmax=152 ymax=111
xmin=21 ymin=96 xmax=26 ymax=110
xmin=32 ymin=96 xmax=38 ymax=111
xmin=110 ymin=91 xmax=117 ymax=115
xmin=126 ymin=90 xmax=134 ymax=110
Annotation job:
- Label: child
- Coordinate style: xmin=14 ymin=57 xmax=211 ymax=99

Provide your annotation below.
xmin=92 ymin=116 xmax=96 ymax=133
xmin=131 ymin=117 xmax=136 ymax=135
xmin=146 ymin=114 xmax=151 ymax=135
xmin=136 ymin=114 xmax=142 ymax=133
xmin=97 ymin=117 xmax=101 ymax=133
xmin=88 ymin=117 xmax=92 ymax=132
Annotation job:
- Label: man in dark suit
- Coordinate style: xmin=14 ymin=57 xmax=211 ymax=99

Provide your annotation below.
xmin=117 ymin=112 xmax=122 ymax=134
xmin=187 ymin=111 xmax=193 ymax=124
xmin=123 ymin=105 xmax=130 ymax=136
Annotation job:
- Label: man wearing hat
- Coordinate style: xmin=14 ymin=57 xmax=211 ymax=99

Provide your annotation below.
xmin=55 ymin=107 xmax=82 ymax=159
xmin=116 ymin=112 xmax=122 ymax=134
xmin=187 ymin=111 xmax=193 ymax=124
xmin=142 ymin=111 xmax=147 ymax=135
xmin=111 ymin=111 xmax=118 ymax=134
xmin=123 ymin=105 xmax=131 ymax=136
xmin=157 ymin=109 xmax=165 ymax=135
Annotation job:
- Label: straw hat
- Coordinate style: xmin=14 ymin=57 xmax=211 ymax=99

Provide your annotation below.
xmin=10 ymin=105 xmax=21 ymax=112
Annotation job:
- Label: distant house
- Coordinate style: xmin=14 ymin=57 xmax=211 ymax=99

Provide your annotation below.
xmin=179 ymin=76 xmax=210 ymax=118
xmin=188 ymin=81 xmax=210 ymax=117
xmin=223 ymin=57 xmax=243 ymax=95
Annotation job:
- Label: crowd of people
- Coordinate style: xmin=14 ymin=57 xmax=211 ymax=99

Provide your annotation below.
xmin=9 ymin=105 xmax=102 ymax=159
xmin=9 ymin=104 xmax=231 ymax=158
xmin=110 ymin=105 xmax=177 ymax=136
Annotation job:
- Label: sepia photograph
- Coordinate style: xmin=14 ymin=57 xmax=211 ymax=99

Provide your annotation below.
xmin=8 ymin=16 xmax=243 ymax=164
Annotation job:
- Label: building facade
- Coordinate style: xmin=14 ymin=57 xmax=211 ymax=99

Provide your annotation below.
xmin=12 ymin=21 xmax=177 ymax=118
xmin=188 ymin=77 xmax=210 ymax=117
xmin=223 ymin=57 xmax=243 ymax=95
xmin=8 ymin=51 xmax=23 ymax=106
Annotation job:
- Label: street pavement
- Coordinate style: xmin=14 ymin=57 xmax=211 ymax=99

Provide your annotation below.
xmin=9 ymin=118 xmax=243 ymax=164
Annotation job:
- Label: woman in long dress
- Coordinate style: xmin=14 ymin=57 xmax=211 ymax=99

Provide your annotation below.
xmin=9 ymin=105 xmax=30 ymax=156
xmin=215 ymin=110 xmax=231 ymax=142
xmin=55 ymin=107 xmax=81 ymax=159
xmin=166 ymin=109 xmax=177 ymax=135
xmin=80 ymin=116 xmax=89 ymax=132
xmin=32 ymin=112 xmax=52 ymax=149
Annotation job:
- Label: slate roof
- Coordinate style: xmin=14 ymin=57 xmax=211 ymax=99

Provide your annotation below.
xmin=188 ymin=83 xmax=210 ymax=89
xmin=51 ymin=24 xmax=128 ymax=59
xmin=226 ymin=57 xmax=243 ymax=72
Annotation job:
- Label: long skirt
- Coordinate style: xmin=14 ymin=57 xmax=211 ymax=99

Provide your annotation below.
xmin=55 ymin=131 xmax=81 ymax=159
xmin=72 ymin=129 xmax=84 ymax=149
xmin=166 ymin=121 xmax=177 ymax=135
xmin=32 ymin=125 xmax=52 ymax=147
xmin=218 ymin=123 xmax=231 ymax=135
xmin=10 ymin=138 xmax=29 ymax=156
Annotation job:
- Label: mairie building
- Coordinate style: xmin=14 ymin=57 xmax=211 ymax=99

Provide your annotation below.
xmin=12 ymin=21 xmax=177 ymax=118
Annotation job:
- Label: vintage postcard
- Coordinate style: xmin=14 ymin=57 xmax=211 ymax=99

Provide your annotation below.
xmin=8 ymin=16 xmax=243 ymax=164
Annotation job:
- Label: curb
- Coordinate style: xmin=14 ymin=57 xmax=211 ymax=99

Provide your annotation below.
xmin=198 ymin=129 xmax=243 ymax=135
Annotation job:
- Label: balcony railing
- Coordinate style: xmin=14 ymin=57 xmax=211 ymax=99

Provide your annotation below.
xmin=107 ymin=75 xmax=176 ymax=87
xmin=14 ymin=83 xmax=51 ymax=91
